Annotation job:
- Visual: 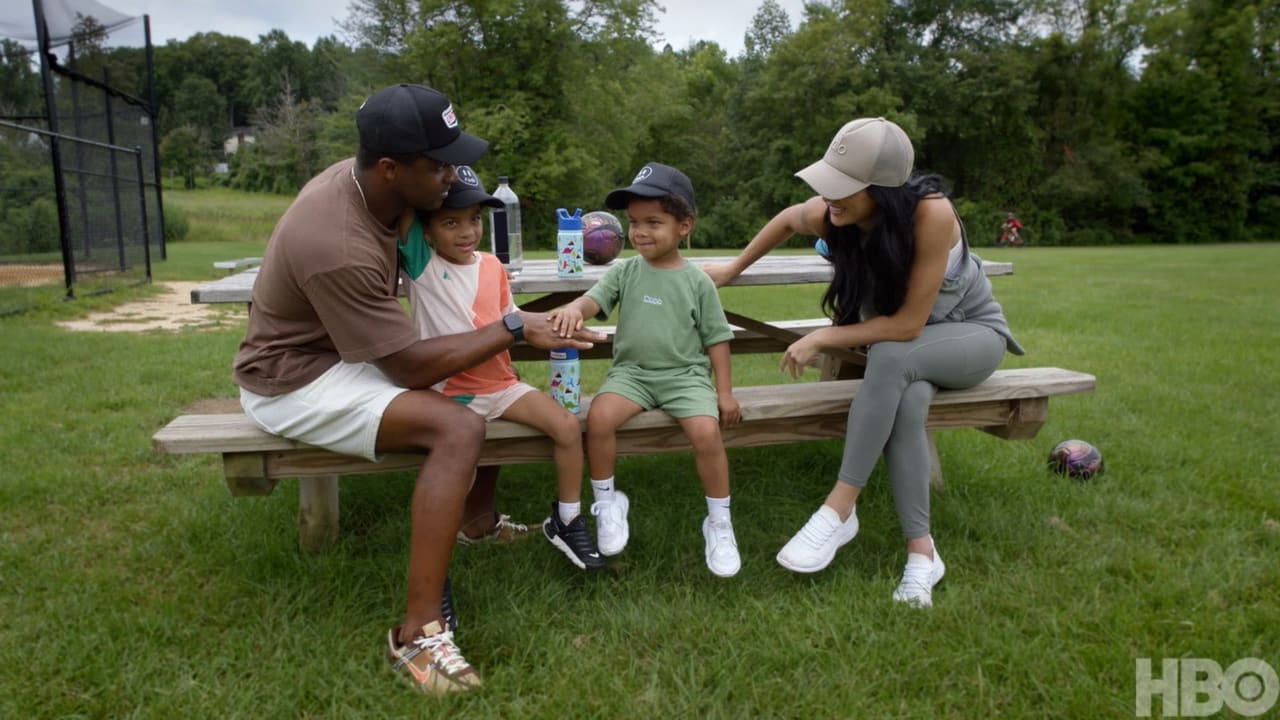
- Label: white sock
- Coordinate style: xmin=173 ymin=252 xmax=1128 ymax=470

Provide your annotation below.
xmin=591 ymin=477 xmax=615 ymax=504
xmin=706 ymin=495 xmax=731 ymax=524
xmin=558 ymin=501 xmax=580 ymax=525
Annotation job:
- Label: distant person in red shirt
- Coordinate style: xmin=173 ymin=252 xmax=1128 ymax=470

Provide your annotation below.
xmin=998 ymin=212 xmax=1024 ymax=246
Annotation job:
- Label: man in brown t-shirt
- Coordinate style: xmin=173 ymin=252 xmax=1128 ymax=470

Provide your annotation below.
xmin=233 ymin=84 xmax=601 ymax=694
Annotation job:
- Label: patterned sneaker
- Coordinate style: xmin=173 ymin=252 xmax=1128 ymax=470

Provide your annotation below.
xmin=441 ymin=576 xmax=457 ymax=633
xmin=386 ymin=620 xmax=482 ymax=695
xmin=892 ymin=542 xmax=945 ymax=608
xmin=543 ymin=502 xmax=606 ymax=570
xmin=775 ymin=505 xmax=859 ymax=573
xmin=591 ymin=491 xmax=630 ymax=556
xmin=702 ymin=516 xmax=741 ymax=577
xmin=456 ymin=513 xmax=530 ymax=545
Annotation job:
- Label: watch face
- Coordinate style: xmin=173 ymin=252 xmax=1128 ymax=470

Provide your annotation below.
xmin=504 ymin=313 xmax=523 ymax=337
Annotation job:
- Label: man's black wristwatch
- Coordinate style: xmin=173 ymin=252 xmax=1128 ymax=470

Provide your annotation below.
xmin=501 ymin=312 xmax=524 ymax=343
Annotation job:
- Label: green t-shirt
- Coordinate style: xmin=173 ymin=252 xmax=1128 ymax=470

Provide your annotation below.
xmin=585 ymin=256 xmax=734 ymax=372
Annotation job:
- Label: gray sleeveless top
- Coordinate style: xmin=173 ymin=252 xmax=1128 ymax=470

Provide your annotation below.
xmin=858 ymin=208 xmax=1024 ymax=355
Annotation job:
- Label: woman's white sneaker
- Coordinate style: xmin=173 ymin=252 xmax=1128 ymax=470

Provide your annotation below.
xmin=892 ymin=543 xmax=945 ymax=607
xmin=775 ymin=505 xmax=859 ymax=573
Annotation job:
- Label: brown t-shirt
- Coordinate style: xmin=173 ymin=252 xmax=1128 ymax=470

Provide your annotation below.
xmin=233 ymin=158 xmax=420 ymax=396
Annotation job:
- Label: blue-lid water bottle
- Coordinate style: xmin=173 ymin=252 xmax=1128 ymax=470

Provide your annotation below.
xmin=556 ymin=208 xmax=583 ymax=278
xmin=549 ymin=348 xmax=581 ymax=414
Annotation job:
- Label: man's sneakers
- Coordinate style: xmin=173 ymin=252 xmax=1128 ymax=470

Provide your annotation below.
xmin=591 ymin=491 xmax=630 ymax=556
xmin=892 ymin=541 xmax=945 ymax=608
xmin=455 ymin=513 xmax=530 ymax=545
xmin=386 ymin=620 xmax=481 ymax=695
xmin=702 ymin=517 xmax=741 ymax=577
xmin=775 ymin=504 xmax=859 ymax=573
xmin=542 ymin=502 xmax=605 ymax=570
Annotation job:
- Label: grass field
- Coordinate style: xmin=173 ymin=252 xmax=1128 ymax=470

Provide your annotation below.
xmin=1 ymin=188 xmax=1277 ymax=718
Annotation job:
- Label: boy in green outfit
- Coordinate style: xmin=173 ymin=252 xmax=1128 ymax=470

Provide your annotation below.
xmin=549 ymin=162 xmax=743 ymax=577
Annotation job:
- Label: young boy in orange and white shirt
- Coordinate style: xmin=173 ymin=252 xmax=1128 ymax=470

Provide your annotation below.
xmin=398 ymin=166 xmax=604 ymax=571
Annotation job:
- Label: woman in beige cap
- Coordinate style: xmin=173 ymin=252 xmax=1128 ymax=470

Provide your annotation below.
xmin=705 ymin=118 xmax=1023 ymax=607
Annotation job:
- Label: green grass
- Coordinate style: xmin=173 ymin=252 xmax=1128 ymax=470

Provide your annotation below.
xmin=1 ymin=190 xmax=1277 ymax=718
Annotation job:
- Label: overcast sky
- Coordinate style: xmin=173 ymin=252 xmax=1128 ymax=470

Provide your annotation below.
xmin=93 ymin=0 xmax=807 ymax=58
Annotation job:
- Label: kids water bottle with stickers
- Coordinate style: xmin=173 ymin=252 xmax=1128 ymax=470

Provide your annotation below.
xmin=548 ymin=348 xmax=581 ymax=414
xmin=556 ymin=208 xmax=583 ymax=278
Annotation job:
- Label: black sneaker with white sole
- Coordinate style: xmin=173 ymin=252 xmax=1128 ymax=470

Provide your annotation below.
xmin=542 ymin=502 xmax=606 ymax=570
xmin=441 ymin=575 xmax=457 ymax=633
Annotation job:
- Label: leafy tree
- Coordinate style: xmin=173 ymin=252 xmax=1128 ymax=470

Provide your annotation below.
xmin=743 ymin=0 xmax=793 ymax=62
xmin=230 ymin=77 xmax=325 ymax=194
xmin=168 ymin=75 xmax=225 ymax=150
xmin=160 ymin=125 xmax=205 ymax=189
xmin=0 ymin=39 xmax=41 ymax=116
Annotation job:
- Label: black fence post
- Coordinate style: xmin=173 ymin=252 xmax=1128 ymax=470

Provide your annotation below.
xmin=144 ymin=15 xmax=166 ymax=260
xmin=135 ymin=148 xmax=151 ymax=283
xmin=32 ymin=0 xmax=75 ymax=298
xmin=103 ymin=67 xmax=127 ymax=272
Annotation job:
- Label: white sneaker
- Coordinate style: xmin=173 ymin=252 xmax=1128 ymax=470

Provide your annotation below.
xmin=591 ymin=491 xmax=630 ymax=556
xmin=702 ymin=517 xmax=741 ymax=577
xmin=892 ymin=541 xmax=945 ymax=608
xmin=775 ymin=505 xmax=859 ymax=573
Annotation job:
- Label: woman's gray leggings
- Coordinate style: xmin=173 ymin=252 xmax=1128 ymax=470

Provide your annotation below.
xmin=838 ymin=322 xmax=1007 ymax=539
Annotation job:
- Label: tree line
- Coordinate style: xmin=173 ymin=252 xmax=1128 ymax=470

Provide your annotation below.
xmin=2 ymin=0 xmax=1276 ymax=250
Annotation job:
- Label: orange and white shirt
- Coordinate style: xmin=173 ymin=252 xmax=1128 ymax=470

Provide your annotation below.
xmin=398 ymin=221 xmax=518 ymax=400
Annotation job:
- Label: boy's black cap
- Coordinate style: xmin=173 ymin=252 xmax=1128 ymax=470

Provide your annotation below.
xmin=442 ymin=166 xmax=502 ymax=209
xmin=356 ymin=84 xmax=488 ymax=165
xmin=605 ymin=162 xmax=696 ymax=213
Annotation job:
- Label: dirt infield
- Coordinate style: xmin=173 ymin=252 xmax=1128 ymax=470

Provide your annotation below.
xmin=0 ymin=264 xmax=65 ymax=288
xmin=57 ymin=282 xmax=245 ymax=333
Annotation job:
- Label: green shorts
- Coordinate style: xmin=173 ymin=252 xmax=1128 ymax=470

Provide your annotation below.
xmin=598 ymin=364 xmax=718 ymax=419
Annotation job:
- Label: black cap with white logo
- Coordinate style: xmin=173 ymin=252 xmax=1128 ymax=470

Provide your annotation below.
xmin=605 ymin=163 xmax=696 ymax=214
xmin=441 ymin=166 xmax=502 ymax=209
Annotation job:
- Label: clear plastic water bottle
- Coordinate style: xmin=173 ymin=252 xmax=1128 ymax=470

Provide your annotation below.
xmin=549 ymin=348 xmax=581 ymax=413
xmin=556 ymin=208 xmax=583 ymax=278
xmin=490 ymin=176 xmax=523 ymax=276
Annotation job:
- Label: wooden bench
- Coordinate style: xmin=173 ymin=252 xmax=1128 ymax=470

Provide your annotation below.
xmin=213 ymin=257 xmax=262 ymax=274
xmin=153 ymin=367 xmax=1095 ymax=551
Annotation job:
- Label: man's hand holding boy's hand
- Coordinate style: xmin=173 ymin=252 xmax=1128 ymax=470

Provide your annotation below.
xmin=520 ymin=310 xmax=603 ymax=350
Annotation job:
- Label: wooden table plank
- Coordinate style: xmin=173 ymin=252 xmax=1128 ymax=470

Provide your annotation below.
xmin=190 ymin=256 xmax=1013 ymax=305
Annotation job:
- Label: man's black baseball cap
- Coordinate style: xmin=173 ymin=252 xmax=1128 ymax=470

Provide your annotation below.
xmin=356 ymin=84 xmax=488 ymax=165
xmin=605 ymin=162 xmax=696 ymax=214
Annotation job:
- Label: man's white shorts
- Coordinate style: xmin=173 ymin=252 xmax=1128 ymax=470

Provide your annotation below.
xmin=240 ymin=361 xmax=408 ymax=462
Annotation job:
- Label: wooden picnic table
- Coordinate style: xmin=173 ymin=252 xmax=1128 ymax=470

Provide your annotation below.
xmin=162 ymin=253 xmax=1080 ymax=552
xmin=190 ymin=254 xmax=1012 ymax=305
xmin=191 ymin=255 xmax=1012 ymax=372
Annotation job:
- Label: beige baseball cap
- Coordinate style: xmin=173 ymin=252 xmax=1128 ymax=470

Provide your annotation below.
xmin=795 ymin=118 xmax=914 ymax=199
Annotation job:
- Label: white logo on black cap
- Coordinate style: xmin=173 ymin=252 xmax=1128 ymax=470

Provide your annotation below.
xmin=457 ymin=166 xmax=479 ymax=186
xmin=634 ymin=166 xmax=653 ymax=183
xmin=442 ymin=104 xmax=458 ymax=129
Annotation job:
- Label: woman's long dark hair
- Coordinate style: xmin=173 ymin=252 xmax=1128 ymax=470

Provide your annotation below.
xmin=820 ymin=174 xmax=951 ymax=326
